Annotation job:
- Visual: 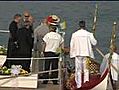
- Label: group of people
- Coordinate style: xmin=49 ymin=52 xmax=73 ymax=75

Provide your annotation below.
xmin=4 ymin=11 xmax=34 ymax=73
xmin=3 ymin=11 xmax=119 ymax=88
xmin=4 ymin=12 xmax=64 ymax=85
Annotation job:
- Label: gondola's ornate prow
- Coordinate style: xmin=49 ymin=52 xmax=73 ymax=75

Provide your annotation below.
xmin=108 ymin=21 xmax=117 ymax=69
xmin=92 ymin=4 xmax=98 ymax=36
xmin=86 ymin=4 xmax=99 ymax=75
xmin=108 ymin=21 xmax=117 ymax=90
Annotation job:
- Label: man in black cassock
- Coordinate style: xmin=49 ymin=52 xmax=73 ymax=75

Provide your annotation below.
xmin=17 ymin=21 xmax=33 ymax=73
xmin=4 ymin=14 xmax=22 ymax=68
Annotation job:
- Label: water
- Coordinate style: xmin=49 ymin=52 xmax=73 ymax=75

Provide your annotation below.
xmin=0 ymin=1 xmax=119 ymax=62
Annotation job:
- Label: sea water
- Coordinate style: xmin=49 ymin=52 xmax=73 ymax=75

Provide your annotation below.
xmin=0 ymin=1 xmax=119 ymax=64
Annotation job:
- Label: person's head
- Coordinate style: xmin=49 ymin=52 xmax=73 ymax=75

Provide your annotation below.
xmin=41 ymin=18 xmax=47 ymax=25
xmin=51 ymin=15 xmax=60 ymax=23
xmin=49 ymin=25 xmax=57 ymax=32
xmin=14 ymin=14 xmax=22 ymax=23
xmin=23 ymin=11 xmax=31 ymax=20
xmin=46 ymin=15 xmax=60 ymax=26
xmin=79 ymin=20 xmax=85 ymax=29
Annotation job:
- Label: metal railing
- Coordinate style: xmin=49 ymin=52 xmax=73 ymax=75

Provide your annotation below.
xmin=0 ymin=56 xmax=65 ymax=90
xmin=0 ymin=28 xmax=66 ymax=90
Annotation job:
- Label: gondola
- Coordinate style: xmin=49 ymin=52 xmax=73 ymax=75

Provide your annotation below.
xmin=64 ymin=59 xmax=109 ymax=90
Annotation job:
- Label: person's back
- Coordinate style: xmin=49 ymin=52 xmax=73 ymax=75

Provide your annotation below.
xmin=34 ymin=23 xmax=49 ymax=52
xmin=70 ymin=28 xmax=97 ymax=59
xmin=70 ymin=20 xmax=97 ymax=88
xmin=43 ymin=31 xmax=63 ymax=53
xmin=42 ymin=25 xmax=64 ymax=84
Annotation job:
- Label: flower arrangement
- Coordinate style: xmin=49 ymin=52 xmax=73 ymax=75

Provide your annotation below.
xmin=0 ymin=65 xmax=29 ymax=76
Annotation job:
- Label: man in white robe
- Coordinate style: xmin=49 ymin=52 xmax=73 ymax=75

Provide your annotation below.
xmin=100 ymin=46 xmax=119 ymax=90
xmin=70 ymin=21 xmax=97 ymax=88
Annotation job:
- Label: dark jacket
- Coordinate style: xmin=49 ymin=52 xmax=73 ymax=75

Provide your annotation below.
xmin=17 ymin=27 xmax=33 ymax=57
xmin=7 ymin=21 xmax=18 ymax=57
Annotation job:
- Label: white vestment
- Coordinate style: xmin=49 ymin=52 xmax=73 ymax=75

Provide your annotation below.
xmin=70 ymin=29 xmax=97 ymax=88
xmin=100 ymin=52 xmax=119 ymax=81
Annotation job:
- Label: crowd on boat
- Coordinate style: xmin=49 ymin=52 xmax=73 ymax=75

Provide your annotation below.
xmin=1 ymin=11 xmax=119 ymax=89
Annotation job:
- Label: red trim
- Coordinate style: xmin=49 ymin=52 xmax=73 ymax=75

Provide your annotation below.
xmin=69 ymin=68 xmax=109 ymax=90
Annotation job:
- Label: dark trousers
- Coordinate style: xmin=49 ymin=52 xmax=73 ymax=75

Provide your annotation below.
xmin=43 ymin=52 xmax=59 ymax=83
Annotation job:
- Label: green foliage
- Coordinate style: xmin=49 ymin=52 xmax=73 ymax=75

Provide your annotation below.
xmin=0 ymin=45 xmax=7 ymax=55
xmin=0 ymin=66 xmax=11 ymax=75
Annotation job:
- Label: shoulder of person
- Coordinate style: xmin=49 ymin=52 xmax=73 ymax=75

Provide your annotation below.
xmin=71 ymin=31 xmax=78 ymax=38
xmin=72 ymin=30 xmax=79 ymax=35
xmin=10 ymin=21 xmax=16 ymax=25
xmin=113 ymin=52 xmax=119 ymax=56
xmin=86 ymin=31 xmax=94 ymax=36
xmin=43 ymin=32 xmax=50 ymax=37
xmin=82 ymin=29 xmax=92 ymax=34
xmin=58 ymin=33 xmax=63 ymax=38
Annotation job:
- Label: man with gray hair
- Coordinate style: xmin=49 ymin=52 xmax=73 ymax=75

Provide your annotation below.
xmin=33 ymin=18 xmax=49 ymax=73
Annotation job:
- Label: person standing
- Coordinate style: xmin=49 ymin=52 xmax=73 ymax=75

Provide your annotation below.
xmin=70 ymin=21 xmax=97 ymax=88
xmin=4 ymin=14 xmax=22 ymax=68
xmin=17 ymin=21 xmax=33 ymax=73
xmin=33 ymin=15 xmax=60 ymax=73
xmin=100 ymin=46 xmax=119 ymax=90
xmin=34 ymin=18 xmax=49 ymax=56
xmin=42 ymin=25 xmax=64 ymax=84
xmin=19 ymin=11 xmax=34 ymax=54
xmin=34 ymin=15 xmax=61 ymax=56
xmin=33 ymin=18 xmax=49 ymax=74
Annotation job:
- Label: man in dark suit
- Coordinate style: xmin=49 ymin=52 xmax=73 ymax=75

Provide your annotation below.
xmin=17 ymin=21 xmax=33 ymax=73
xmin=4 ymin=14 xmax=22 ymax=68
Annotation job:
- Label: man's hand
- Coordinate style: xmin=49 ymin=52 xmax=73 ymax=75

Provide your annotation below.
xmin=14 ymin=41 xmax=19 ymax=48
